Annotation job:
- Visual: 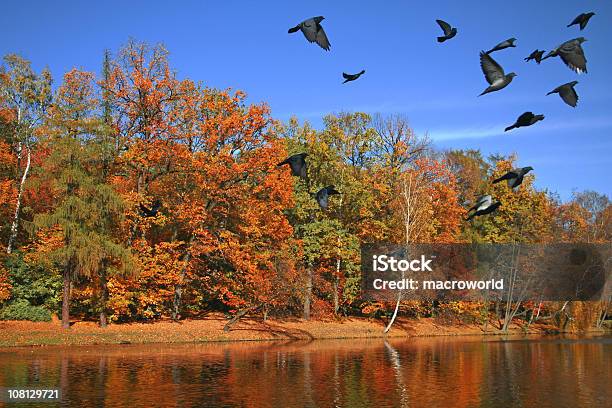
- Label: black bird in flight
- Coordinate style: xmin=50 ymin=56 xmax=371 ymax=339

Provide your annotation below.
xmin=140 ymin=200 xmax=161 ymax=218
xmin=288 ymin=16 xmax=331 ymax=51
xmin=504 ymin=112 xmax=544 ymax=132
xmin=567 ymin=12 xmax=595 ymax=30
xmin=436 ymin=19 xmax=457 ymax=42
xmin=466 ymin=195 xmax=501 ymax=221
xmin=486 ymin=38 xmax=517 ymax=54
xmin=315 ymin=185 xmax=341 ymax=209
xmin=524 ymin=49 xmax=545 ymax=64
xmin=468 ymin=195 xmax=492 ymax=213
xmin=479 ymin=52 xmax=516 ymax=96
xmin=493 ymin=167 xmax=533 ymax=190
xmin=547 ymin=81 xmax=579 ymax=107
xmin=277 ymin=153 xmax=308 ymax=180
xmin=343 ymin=70 xmax=366 ymax=83
xmin=542 ymin=38 xmax=588 ymax=74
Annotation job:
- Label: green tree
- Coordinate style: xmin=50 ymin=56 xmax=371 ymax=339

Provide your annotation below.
xmin=33 ymin=69 xmax=132 ymax=328
xmin=279 ymin=112 xmax=432 ymax=319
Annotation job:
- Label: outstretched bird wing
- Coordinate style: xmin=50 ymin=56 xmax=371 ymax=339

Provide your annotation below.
xmin=480 ymin=201 xmax=501 ymax=215
xmin=580 ymin=13 xmax=595 ymax=31
xmin=288 ymin=25 xmax=301 ymax=33
xmin=315 ymin=26 xmax=331 ymax=51
xmin=342 ymin=72 xmax=351 ymax=79
xmin=567 ymin=14 xmax=582 ymax=27
xmin=480 ymin=52 xmax=505 ymax=85
xmin=580 ymin=20 xmax=588 ymax=30
xmin=559 ymin=42 xmax=587 ymax=73
xmin=468 ymin=195 xmax=491 ymax=212
xmin=493 ymin=171 xmax=518 ymax=184
xmin=559 ymin=86 xmax=578 ymax=107
xmin=436 ymin=19 xmax=452 ymax=35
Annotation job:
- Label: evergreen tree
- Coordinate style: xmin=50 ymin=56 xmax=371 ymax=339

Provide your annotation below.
xmin=33 ymin=69 xmax=132 ymax=328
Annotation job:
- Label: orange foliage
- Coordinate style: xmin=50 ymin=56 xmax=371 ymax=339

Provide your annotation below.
xmin=1 ymin=43 xmax=607 ymax=328
xmin=0 ymin=263 xmax=11 ymax=303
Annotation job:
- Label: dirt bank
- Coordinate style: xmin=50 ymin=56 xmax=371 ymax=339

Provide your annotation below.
xmin=0 ymin=314 xmax=576 ymax=348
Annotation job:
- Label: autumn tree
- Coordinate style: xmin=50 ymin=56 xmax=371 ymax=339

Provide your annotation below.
xmin=0 ymin=55 xmax=52 ymax=253
xmin=559 ymin=190 xmax=611 ymax=242
xmin=278 ymin=114 xmax=379 ymax=319
xmin=553 ymin=190 xmax=611 ymax=330
xmin=172 ymin=88 xmax=294 ymax=324
xmin=445 ymin=149 xmax=491 ymax=209
xmin=279 ymin=112 xmax=447 ymax=321
xmin=463 ymin=156 xmax=554 ymax=244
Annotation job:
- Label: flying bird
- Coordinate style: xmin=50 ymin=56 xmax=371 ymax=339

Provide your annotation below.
xmin=567 ymin=12 xmax=595 ymax=30
xmin=486 ymin=38 xmax=517 ymax=54
xmin=315 ymin=185 xmax=340 ymax=209
xmin=277 ymin=153 xmax=308 ymax=180
xmin=493 ymin=167 xmax=534 ymax=190
xmin=468 ymin=195 xmax=492 ymax=213
xmin=288 ymin=16 xmax=331 ymax=51
xmin=524 ymin=49 xmax=545 ymax=64
xmin=140 ymin=200 xmax=161 ymax=218
xmin=467 ymin=201 xmax=501 ymax=221
xmin=342 ymin=70 xmax=365 ymax=84
xmin=547 ymin=81 xmax=579 ymax=107
xmin=542 ymin=38 xmax=588 ymax=74
xmin=504 ymin=112 xmax=545 ymax=132
xmin=436 ymin=19 xmax=457 ymax=42
xmin=466 ymin=195 xmax=501 ymax=221
xmin=479 ymin=52 xmax=517 ymax=96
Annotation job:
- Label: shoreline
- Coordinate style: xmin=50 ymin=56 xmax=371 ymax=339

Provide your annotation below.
xmin=2 ymin=313 xmax=606 ymax=349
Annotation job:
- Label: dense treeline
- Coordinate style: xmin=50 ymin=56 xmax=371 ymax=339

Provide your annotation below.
xmin=0 ymin=42 xmax=610 ymax=330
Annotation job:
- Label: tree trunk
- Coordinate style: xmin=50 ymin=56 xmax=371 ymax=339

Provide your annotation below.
xmin=502 ymin=301 xmax=522 ymax=333
xmin=384 ymin=291 xmax=402 ymax=334
xmin=172 ymin=283 xmax=183 ymax=320
xmin=7 ymin=144 xmax=31 ymax=254
xmin=99 ymin=268 xmax=108 ymax=328
xmin=62 ymin=261 xmax=71 ymax=329
xmin=596 ymin=297 xmax=610 ymax=328
xmin=384 ymin=266 xmax=405 ymax=333
xmin=303 ymin=265 xmax=313 ymax=320
xmin=172 ymin=234 xmax=195 ymax=320
xmin=223 ymin=304 xmax=262 ymax=332
xmin=332 ymin=272 xmax=339 ymax=317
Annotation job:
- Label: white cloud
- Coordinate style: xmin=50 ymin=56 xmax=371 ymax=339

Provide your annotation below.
xmin=424 ymin=115 xmax=612 ymax=141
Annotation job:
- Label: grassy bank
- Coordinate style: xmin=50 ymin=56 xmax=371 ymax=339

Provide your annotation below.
xmin=0 ymin=313 xmax=576 ymax=348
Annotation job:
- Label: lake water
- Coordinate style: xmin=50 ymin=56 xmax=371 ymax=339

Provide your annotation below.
xmin=0 ymin=335 xmax=610 ymax=407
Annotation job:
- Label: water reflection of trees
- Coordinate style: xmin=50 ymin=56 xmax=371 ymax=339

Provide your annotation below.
xmin=0 ymin=338 xmax=609 ymax=407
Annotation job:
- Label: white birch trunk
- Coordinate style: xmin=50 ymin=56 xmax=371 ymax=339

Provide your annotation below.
xmin=7 ymin=143 xmax=31 ymax=253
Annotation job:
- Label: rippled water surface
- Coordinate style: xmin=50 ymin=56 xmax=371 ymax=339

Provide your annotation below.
xmin=0 ymin=335 xmax=610 ymax=407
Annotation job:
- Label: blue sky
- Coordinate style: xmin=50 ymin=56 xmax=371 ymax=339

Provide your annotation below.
xmin=1 ymin=1 xmax=610 ymax=200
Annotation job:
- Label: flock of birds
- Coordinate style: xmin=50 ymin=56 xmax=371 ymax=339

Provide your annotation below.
xmin=280 ymin=11 xmax=598 ymax=221
xmin=135 ymin=12 xmax=597 ymax=220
